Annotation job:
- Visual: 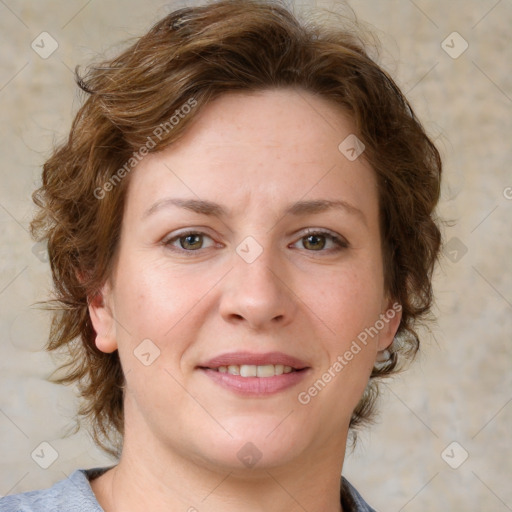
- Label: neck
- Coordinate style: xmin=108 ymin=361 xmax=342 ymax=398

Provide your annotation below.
xmin=91 ymin=427 xmax=347 ymax=512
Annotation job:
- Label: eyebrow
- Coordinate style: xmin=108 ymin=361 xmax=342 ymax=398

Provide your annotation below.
xmin=143 ymin=197 xmax=366 ymax=225
xmin=284 ymin=199 xmax=366 ymax=225
xmin=143 ymin=198 xmax=227 ymax=219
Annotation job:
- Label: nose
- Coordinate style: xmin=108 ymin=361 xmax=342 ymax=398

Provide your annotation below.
xmin=218 ymin=249 xmax=297 ymax=331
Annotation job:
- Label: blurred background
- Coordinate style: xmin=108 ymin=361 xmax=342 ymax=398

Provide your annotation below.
xmin=0 ymin=1 xmax=511 ymax=510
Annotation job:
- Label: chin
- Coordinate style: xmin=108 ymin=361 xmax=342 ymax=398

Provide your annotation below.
xmin=190 ymin=417 xmax=312 ymax=472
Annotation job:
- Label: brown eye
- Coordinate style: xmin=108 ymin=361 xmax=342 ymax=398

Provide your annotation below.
xmin=290 ymin=229 xmax=348 ymax=253
xmin=164 ymin=231 xmax=216 ymax=252
xmin=179 ymin=234 xmax=203 ymax=250
xmin=302 ymin=234 xmax=326 ymax=251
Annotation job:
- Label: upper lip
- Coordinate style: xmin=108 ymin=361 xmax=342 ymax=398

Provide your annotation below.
xmin=199 ymin=351 xmax=310 ymax=370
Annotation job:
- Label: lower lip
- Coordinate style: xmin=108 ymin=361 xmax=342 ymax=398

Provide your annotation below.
xmin=199 ymin=368 xmax=310 ymax=396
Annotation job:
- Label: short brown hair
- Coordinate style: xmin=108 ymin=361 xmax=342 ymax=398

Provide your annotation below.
xmin=31 ymin=0 xmax=442 ymax=455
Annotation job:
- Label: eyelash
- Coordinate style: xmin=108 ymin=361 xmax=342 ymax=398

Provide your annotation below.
xmin=293 ymin=228 xmax=349 ymax=252
xmin=163 ymin=229 xmax=349 ymax=254
xmin=162 ymin=230 xmax=217 ymax=255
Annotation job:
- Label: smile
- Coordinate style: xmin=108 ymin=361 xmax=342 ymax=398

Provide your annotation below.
xmin=209 ymin=364 xmax=298 ymax=377
xmin=199 ymin=367 xmax=309 ymax=396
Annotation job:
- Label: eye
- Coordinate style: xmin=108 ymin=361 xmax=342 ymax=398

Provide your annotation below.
xmin=291 ymin=229 xmax=348 ymax=252
xmin=164 ymin=231 xmax=216 ymax=251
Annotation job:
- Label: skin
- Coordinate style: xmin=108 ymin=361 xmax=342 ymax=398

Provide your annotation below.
xmin=89 ymin=88 xmax=401 ymax=512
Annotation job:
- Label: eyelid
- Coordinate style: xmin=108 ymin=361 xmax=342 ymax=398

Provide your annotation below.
xmin=161 ymin=227 xmax=349 ymax=253
xmin=300 ymin=227 xmax=347 ymax=241
xmin=291 ymin=228 xmax=349 ymax=250
xmin=163 ymin=226 xmax=216 ymax=240
xmin=162 ymin=228 xmax=220 ymax=251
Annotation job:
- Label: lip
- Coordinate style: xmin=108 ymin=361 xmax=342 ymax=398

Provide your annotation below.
xmin=199 ymin=351 xmax=310 ymax=370
xmin=199 ymin=367 xmax=311 ymax=396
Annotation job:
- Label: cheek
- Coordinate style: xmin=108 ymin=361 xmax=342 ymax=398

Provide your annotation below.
xmin=307 ymin=262 xmax=384 ymax=337
xmin=113 ymin=252 xmax=189 ymax=326
xmin=306 ymin=264 xmax=385 ymax=399
xmin=305 ymin=269 xmax=383 ymax=410
xmin=111 ymin=251 xmax=224 ymax=366
xmin=111 ymin=262 xmax=198 ymax=402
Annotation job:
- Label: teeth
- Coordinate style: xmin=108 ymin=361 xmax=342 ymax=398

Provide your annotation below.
xmin=227 ymin=365 xmax=240 ymax=375
xmin=240 ymin=365 xmax=257 ymax=377
xmin=213 ymin=364 xmax=296 ymax=377
xmin=256 ymin=364 xmax=274 ymax=377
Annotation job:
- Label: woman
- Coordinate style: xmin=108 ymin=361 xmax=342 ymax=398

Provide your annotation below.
xmin=1 ymin=0 xmax=441 ymax=510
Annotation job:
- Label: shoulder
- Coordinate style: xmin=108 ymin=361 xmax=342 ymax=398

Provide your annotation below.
xmin=0 ymin=468 xmax=107 ymax=512
xmin=340 ymin=477 xmax=378 ymax=512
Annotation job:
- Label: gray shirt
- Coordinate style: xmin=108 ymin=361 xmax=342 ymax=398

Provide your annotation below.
xmin=0 ymin=467 xmax=377 ymax=511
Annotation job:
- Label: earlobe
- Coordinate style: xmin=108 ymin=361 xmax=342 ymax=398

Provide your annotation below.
xmin=88 ymin=283 xmax=118 ymax=354
xmin=94 ymin=331 xmax=118 ymax=354
xmin=376 ymin=299 xmax=402 ymax=353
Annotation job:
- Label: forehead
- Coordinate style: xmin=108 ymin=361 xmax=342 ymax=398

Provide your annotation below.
xmin=163 ymin=88 xmax=354 ymax=162
xmin=126 ymin=88 xmax=378 ymax=221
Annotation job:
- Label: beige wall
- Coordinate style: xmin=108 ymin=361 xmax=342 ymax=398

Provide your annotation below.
xmin=1 ymin=1 xmax=511 ymax=510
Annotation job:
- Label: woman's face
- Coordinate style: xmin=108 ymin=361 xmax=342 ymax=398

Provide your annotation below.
xmin=90 ymin=88 xmax=400 ymax=472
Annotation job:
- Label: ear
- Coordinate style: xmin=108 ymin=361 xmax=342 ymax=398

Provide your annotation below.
xmin=376 ymin=298 xmax=402 ymax=353
xmin=88 ymin=280 xmax=118 ymax=354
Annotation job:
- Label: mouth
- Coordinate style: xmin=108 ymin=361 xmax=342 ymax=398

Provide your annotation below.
xmin=200 ymin=364 xmax=305 ymax=377
xmin=198 ymin=351 xmax=310 ymax=375
xmin=197 ymin=352 xmax=310 ymax=396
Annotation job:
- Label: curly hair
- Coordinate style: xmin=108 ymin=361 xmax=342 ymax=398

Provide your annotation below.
xmin=30 ymin=0 xmax=442 ymax=456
